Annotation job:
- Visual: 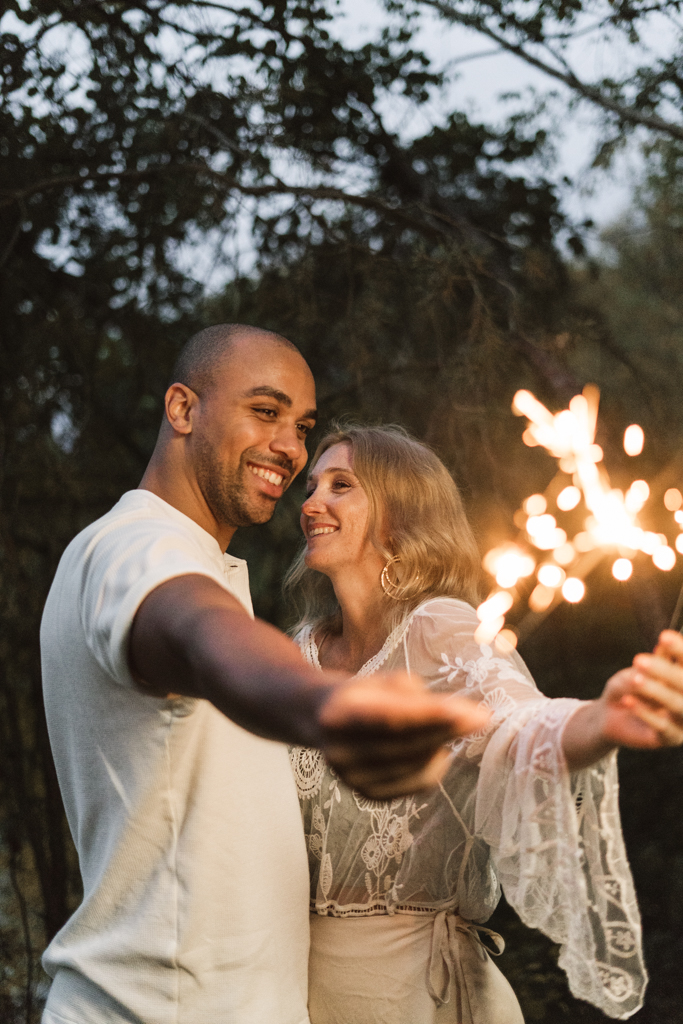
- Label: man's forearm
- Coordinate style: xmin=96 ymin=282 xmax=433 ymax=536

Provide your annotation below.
xmin=130 ymin=574 xmax=345 ymax=746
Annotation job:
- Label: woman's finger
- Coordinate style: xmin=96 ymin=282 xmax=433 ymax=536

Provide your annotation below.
xmin=629 ymin=701 xmax=683 ymax=747
xmin=631 ymin=673 xmax=683 ymax=719
xmin=633 ymin=652 xmax=683 ymax=693
xmin=654 ymin=629 xmax=683 ymax=663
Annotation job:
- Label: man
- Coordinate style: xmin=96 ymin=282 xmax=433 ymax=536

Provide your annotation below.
xmin=40 ymin=324 xmax=487 ymax=1024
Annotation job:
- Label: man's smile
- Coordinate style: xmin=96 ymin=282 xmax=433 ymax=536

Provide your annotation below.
xmin=247 ymin=462 xmax=286 ymax=487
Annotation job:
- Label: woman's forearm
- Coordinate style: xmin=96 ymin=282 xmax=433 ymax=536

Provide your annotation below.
xmin=561 ymin=700 xmax=617 ymax=771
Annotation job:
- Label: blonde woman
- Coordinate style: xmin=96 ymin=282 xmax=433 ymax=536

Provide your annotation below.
xmin=287 ymin=424 xmax=683 ymax=1024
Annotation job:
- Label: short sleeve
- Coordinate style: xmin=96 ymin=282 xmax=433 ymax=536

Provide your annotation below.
xmin=78 ymin=516 xmax=235 ymax=687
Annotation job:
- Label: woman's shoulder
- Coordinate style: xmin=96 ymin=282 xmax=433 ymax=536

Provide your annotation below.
xmin=410 ymin=595 xmax=479 ymax=624
xmin=293 ymin=623 xmax=320 ymax=667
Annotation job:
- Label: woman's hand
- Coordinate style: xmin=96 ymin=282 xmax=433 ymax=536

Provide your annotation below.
xmin=562 ymin=630 xmax=683 ymax=771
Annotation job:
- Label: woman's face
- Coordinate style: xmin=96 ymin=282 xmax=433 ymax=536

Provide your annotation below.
xmin=301 ymin=443 xmax=383 ymax=578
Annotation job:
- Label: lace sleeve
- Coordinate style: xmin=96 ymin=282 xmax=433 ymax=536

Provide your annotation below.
xmin=410 ymin=599 xmax=647 ymax=1019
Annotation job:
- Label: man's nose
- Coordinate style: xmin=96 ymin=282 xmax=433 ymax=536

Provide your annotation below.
xmin=271 ymin=423 xmax=305 ymax=463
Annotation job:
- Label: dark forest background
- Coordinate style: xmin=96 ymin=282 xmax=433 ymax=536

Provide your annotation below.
xmin=2 ymin=1 xmax=683 ymax=1020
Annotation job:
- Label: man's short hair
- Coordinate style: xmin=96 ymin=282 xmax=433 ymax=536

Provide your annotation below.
xmin=170 ymin=323 xmax=299 ymax=395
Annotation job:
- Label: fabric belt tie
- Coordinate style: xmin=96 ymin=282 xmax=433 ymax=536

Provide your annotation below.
xmin=427 ymin=909 xmax=505 ymax=1007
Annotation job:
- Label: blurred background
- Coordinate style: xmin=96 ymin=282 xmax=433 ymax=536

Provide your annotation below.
xmin=2 ymin=1 xmax=683 ymax=1020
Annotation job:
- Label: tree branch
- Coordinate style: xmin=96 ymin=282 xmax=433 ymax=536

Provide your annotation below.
xmin=421 ymin=0 xmax=683 ymax=143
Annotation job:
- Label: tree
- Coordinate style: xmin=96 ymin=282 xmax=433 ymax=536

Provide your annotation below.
xmin=0 ymin=2 xmax=575 ymax=1018
xmin=401 ymin=0 xmax=683 ymax=157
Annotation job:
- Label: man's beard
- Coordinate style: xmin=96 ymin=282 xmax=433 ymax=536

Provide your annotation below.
xmin=194 ymin=441 xmax=292 ymax=529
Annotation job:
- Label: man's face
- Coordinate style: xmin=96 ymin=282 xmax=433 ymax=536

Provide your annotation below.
xmin=189 ymin=337 xmax=317 ymax=529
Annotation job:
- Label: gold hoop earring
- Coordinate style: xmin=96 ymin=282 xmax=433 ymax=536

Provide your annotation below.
xmin=380 ymin=556 xmax=419 ymax=602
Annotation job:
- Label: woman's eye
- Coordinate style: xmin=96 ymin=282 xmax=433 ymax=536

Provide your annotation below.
xmin=332 ymin=479 xmax=350 ymax=490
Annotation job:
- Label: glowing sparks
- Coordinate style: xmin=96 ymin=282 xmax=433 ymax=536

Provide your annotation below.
xmin=665 ymin=488 xmax=683 ymax=512
xmin=653 ymin=546 xmax=676 ymax=571
xmin=496 ymin=628 xmax=518 ymax=651
xmin=524 ymin=493 xmax=547 ymax=515
xmin=529 ymin=583 xmax=555 ymax=612
xmin=537 ymin=564 xmax=565 ymax=588
xmin=562 ymin=578 xmax=585 ymax=603
xmin=556 ymin=486 xmax=581 ymax=511
xmin=483 ymin=544 xmax=535 ymax=589
xmin=477 ymin=591 xmax=514 ymax=622
xmin=478 ymin=384 xmax=682 ymax=643
xmin=624 ymin=424 xmax=644 ymax=456
xmin=612 ymin=558 xmax=633 ymax=581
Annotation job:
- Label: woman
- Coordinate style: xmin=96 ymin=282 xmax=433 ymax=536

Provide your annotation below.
xmin=287 ymin=424 xmax=683 ymax=1023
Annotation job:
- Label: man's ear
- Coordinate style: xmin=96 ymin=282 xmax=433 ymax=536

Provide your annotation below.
xmin=165 ymin=383 xmax=199 ymax=436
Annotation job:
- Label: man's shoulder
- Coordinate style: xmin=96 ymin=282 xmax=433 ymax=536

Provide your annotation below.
xmin=67 ymin=490 xmax=202 ymax=556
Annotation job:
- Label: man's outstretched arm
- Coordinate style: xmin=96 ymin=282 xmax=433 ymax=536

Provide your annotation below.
xmin=129 ymin=574 xmax=488 ymax=798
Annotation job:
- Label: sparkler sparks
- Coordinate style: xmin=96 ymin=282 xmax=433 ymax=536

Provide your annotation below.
xmin=475 ymin=385 xmax=683 ymax=647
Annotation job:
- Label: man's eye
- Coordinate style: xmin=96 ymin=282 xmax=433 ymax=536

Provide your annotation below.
xmin=255 ymin=407 xmax=277 ymax=417
xmin=297 ymin=423 xmax=312 ymax=436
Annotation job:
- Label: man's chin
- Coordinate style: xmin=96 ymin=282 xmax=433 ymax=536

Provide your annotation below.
xmin=234 ymin=496 xmax=278 ymax=528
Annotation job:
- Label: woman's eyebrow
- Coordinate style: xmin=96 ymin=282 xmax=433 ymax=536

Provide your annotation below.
xmin=310 ymin=467 xmax=354 ymax=478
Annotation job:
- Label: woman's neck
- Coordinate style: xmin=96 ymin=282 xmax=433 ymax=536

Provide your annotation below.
xmin=319 ymin=565 xmax=391 ymax=674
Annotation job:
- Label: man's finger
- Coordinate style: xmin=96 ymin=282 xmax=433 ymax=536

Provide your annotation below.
xmin=342 ymin=748 xmax=452 ymax=799
xmin=323 ymin=725 xmax=456 ymax=770
xmin=320 ymin=686 xmax=489 ymax=736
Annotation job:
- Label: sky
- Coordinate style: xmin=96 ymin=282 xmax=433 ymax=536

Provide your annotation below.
xmin=337 ymin=0 xmax=667 ymax=233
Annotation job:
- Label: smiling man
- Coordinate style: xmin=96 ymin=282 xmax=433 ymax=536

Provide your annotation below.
xmin=39 ymin=324 xmax=487 ymax=1024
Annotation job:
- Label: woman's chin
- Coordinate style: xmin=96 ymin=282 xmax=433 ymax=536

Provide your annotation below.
xmin=304 ymin=550 xmax=335 ymax=575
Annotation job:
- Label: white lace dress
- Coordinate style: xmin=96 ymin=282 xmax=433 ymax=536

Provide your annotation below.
xmin=289 ymin=597 xmax=647 ymax=1022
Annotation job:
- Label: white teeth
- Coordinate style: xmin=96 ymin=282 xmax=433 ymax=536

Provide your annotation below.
xmin=309 ymin=526 xmax=337 ymax=537
xmin=249 ymin=465 xmax=284 ymax=486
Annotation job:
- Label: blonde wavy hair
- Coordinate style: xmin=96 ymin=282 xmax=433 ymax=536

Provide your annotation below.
xmin=284 ymin=424 xmax=482 ymax=637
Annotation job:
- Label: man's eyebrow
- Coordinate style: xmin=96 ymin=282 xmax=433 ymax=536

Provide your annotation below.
xmin=245 ymin=385 xmax=292 ymax=406
xmin=244 ymin=386 xmax=317 ymax=420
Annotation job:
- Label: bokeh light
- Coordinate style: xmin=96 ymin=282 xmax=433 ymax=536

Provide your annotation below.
xmin=523 ymin=493 xmax=547 ymax=515
xmin=562 ymin=578 xmax=585 ymax=603
xmin=664 ymin=488 xmax=683 ymax=511
xmin=624 ymin=424 xmax=644 ymax=456
xmin=537 ymin=564 xmax=565 ymax=588
xmin=612 ymin=558 xmax=633 ymax=581
xmin=556 ymin=485 xmax=581 ymax=511
xmin=652 ymin=546 xmax=676 ymax=571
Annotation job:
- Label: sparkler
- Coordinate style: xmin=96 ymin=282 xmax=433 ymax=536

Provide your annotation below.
xmin=475 ymin=385 xmax=683 ymax=648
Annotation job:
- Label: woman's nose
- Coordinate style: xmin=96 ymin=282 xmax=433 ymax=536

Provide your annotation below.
xmin=302 ymin=489 xmax=325 ymax=515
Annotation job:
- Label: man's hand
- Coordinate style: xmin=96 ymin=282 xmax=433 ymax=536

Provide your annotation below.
xmin=130 ymin=574 xmax=488 ymax=798
xmin=563 ymin=629 xmax=683 ymax=770
xmin=319 ymin=673 xmax=490 ymax=798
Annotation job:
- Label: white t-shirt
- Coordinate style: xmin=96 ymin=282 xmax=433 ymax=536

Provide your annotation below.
xmin=40 ymin=489 xmax=310 ymax=1024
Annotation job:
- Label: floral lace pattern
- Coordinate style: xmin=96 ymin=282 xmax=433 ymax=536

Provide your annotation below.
xmin=289 ymin=597 xmax=647 ymax=1019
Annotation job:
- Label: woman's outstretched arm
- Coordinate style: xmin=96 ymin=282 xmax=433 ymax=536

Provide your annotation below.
xmin=562 ymin=629 xmax=683 ymax=770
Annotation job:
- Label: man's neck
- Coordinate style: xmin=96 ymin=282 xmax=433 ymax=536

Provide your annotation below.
xmin=139 ymin=458 xmax=236 ymax=552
